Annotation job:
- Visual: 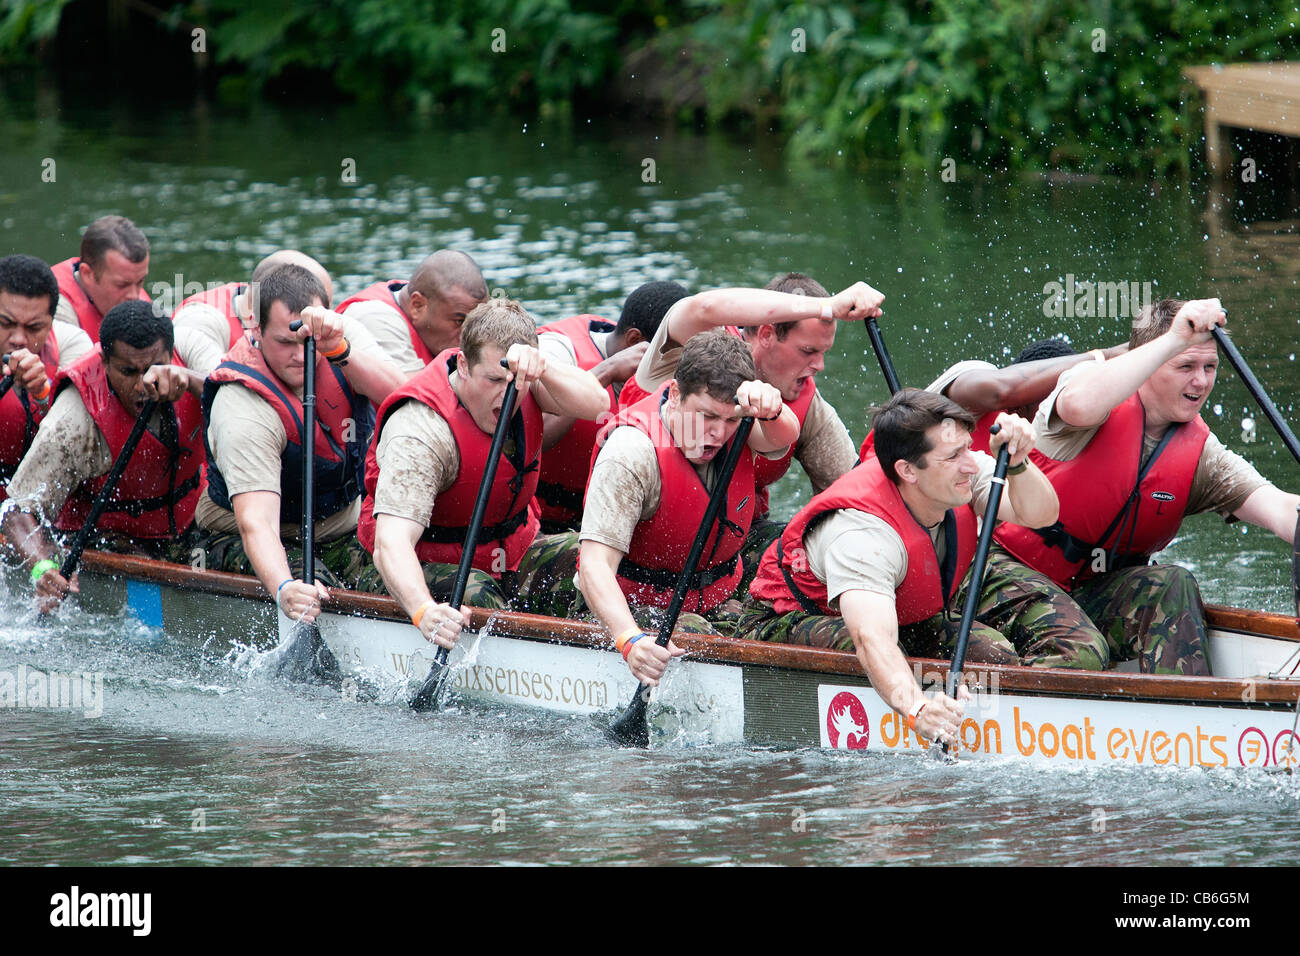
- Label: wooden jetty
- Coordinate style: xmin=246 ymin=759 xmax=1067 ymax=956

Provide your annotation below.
xmin=1184 ymin=63 xmax=1300 ymax=176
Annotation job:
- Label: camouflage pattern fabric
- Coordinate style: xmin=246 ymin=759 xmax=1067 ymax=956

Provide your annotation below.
xmin=195 ymin=529 xmax=426 ymax=598
xmin=510 ymin=530 xmax=725 ymax=635
xmin=735 ymin=517 xmax=786 ymax=598
xmin=1070 ymin=562 xmax=1210 ymax=676
xmin=736 ymin=543 xmax=1110 ymax=670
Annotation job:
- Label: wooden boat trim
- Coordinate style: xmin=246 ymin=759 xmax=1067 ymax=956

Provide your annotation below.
xmin=79 ymin=548 xmax=1300 ymax=707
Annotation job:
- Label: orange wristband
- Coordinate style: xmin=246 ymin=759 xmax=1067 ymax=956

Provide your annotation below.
xmin=613 ymin=626 xmax=641 ymax=654
xmin=320 ymin=337 xmax=349 ymax=359
xmin=30 ymin=378 xmax=50 ymax=402
xmin=906 ymin=699 xmax=928 ymax=732
xmin=412 ymin=599 xmax=436 ymax=629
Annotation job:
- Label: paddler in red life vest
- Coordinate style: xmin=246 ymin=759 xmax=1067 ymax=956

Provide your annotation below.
xmin=51 ymin=215 xmax=151 ymax=343
xmin=622 ymin=272 xmax=880 ymax=590
xmin=994 ymin=298 xmax=1300 ymax=675
xmin=570 ymin=331 xmax=797 ymax=687
xmin=741 ymin=389 xmax=1102 ymax=747
xmin=173 ymin=250 xmax=335 ymax=377
xmin=3 ymin=301 xmax=204 ymax=613
xmin=197 ymin=265 xmax=405 ymax=624
xmin=0 ymin=255 xmax=94 ymax=497
xmin=339 ymin=250 xmax=488 ymax=376
xmin=354 ymin=299 xmax=608 ymax=649
xmin=534 ymin=280 xmax=689 ymax=533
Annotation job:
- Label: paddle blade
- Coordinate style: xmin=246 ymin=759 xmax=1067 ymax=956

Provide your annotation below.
xmin=409 ymin=656 xmax=452 ymax=712
xmin=606 ymin=686 xmax=651 ymax=748
xmin=265 ymin=620 xmax=336 ymax=683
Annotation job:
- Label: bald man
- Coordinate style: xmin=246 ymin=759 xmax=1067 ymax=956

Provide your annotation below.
xmin=339 ymin=250 xmax=488 ymax=376
xmin=173 ymin=250 xmax=334 ymax=376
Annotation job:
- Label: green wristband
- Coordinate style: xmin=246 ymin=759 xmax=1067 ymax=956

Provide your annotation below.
xmin=30 ymin=558 xmax=58 ymax=585
xmin=1006 ymin=461 xmax=1028 ymax=476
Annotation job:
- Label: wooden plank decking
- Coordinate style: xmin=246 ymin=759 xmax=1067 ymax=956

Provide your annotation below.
xmin=1184 ymin=63 xmax=1300 ymax=176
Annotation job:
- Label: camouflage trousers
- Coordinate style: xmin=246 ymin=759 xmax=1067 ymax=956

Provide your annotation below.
xmin=735 ymin=544 xmax=1110 ymax=670
xmin=510 ymin=531 xmax=728 ymax=635
xmin=1070 ymin=562 xmax=1210 ymax=676
xmin=736 ymin=517 xmax=787 ymax=599
xmin=196 ymin=530 xmax=375 ymax=592
xmin=54 ymin=526 xmax=205 ymax=567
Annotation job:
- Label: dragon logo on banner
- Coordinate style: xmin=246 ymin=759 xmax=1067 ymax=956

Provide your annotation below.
xmin=826 ymin=691 xmax=869 ymax=750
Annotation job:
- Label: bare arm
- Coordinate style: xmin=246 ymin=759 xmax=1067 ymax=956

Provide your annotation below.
xmin=1232 ymin=485 xmax=1300 ymax=544
xmin=299 ymin=305 xmax=406 ymax=404
xmin=506 ymin=343 xmax=609 ymax=420
xmin=840 ymin=590 xmax=965 ymax=744
xmin=372 ymin=512 xmax=467 ymax=648
xmin=947 ymin=354 xmax=1097 ymax=417
xmin=576 ymin=539 xmax=682 ymax=685
xmin=232 ymin=490 xmax=329 ymax=623
xmin=987 ymin=412 xmax=1059 ymax=528
xmin=665 ymin=281 xmax=885 ymax=345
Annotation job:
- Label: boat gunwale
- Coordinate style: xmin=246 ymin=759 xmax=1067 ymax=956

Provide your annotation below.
xmin=79 ymin=548 xmax=1300 ymax=708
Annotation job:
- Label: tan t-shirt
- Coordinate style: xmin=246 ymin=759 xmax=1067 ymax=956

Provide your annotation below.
xmin=802 ymin=453 xmax=998 ymax=609
xmin=195 ymin=316 xmax=387 ymax=541
xmin=580 ymin=407 xmax=787 ymax=555
xmin=1035 ymin=364 xmax=1269 ymax=518
xmin=369 ymin=400 xmax=460 ymax=526
xmin=173 ymin=290 xmax=250 ymax=377
xmin=341 ymin=293 xmax=426 ymax=376
xmin=631 ymin=304 xmax=855 ymax=497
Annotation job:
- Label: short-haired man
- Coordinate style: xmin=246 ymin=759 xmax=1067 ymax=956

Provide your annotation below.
xmin=339 ymin=250 xmax=488 ymax=376
xmin=355 ymin=299 xmax=608 ymax=650
xmin=198 ymin=265 xmax=405 ymax=624
xmin=994 ymin=298 xmax=1300 ymax=674
xmin=173 ymin=250 xmax=335 ymax=376
xmin=4 ymin=301 xmax=203 ymax=612
xmin=51 ymin=215 xmax=151 ymax=342
xmin=562 ymin=331 xmax=796 ymax=686
xmin=0 ymin=255 xmax=93 ymax=496
xmin=742 ymin=389 xmax=1111 ymax=745
xmin=534 ymin=280 xmax=689 ymax=532
xmin=622 ymin=273 xmax=880 ymax=590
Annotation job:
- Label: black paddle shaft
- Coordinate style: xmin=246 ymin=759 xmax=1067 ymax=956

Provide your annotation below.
xmin=410 ymin=360 xmax=519 ymax=710
xmin=945 ymin=424 xmax=1011 ymax=700
xmin=59 ymin=399 xmax=159 ymax=580
xmin=301 ymin=329 xmax=316 ymax=587
xmin=866 ymin=316 xmax=901 ymax=395
xmin=1211 ymin=326 xmax=1300 ymax=467
xmin=607 ymin=413 xmax=756 ymax=747
xmin=0 ymin=352 xmax=15 ymax=401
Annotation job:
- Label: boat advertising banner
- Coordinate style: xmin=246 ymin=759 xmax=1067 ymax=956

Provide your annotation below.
xmin=817 ymin=683 xmax=1300 ymax=769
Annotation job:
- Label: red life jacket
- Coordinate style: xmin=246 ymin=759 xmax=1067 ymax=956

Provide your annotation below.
xmin=356 ymin=350 xmax=542 ymax=575
xmin=0 ymin=332 xmax=60 ymax=494
xmin=203 ymin=335 xmax=372 ymax=524
xmin=617 ymin=325 xmax=745 ymax=409
xmin=749 ymin=455 xmax=977 ymax=626
xmin=752 ymin=375 xmax=818 ymax=518
xmin=52 ymin=347 xmax=204 ymax=538
xmin=581 ymin=384 xmax=756 ymax=614
xmin=338 ymin=280 xmax=434 ymax=367
xmin=175 ymin=281 xmax=248 ymax=350
xmin=51 ymin=258 xmax=150 ymax=344
xmin=535 ymin=314 xmax=617 ymax=526
xmin=993 ymin=394 xmax=1209 ymax=589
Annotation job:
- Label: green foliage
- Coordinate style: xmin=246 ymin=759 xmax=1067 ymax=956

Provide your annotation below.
xmin=6 ymin=0 xmax=1300 ymax=174
xmin=194 ymin=0 xmax=621 ymax=111
xmin=0 ymin=0 xmax=75 ymax=63
xmin=673 ymin=0 xmax=1300 ymax=175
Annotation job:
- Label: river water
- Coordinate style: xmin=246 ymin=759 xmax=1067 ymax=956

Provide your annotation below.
xmin=1 ymin=94 xmax=1299 ymax=867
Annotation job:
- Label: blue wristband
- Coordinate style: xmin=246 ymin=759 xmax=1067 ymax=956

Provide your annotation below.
xmin=277 ymin=578 xmax=293 ymax=596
